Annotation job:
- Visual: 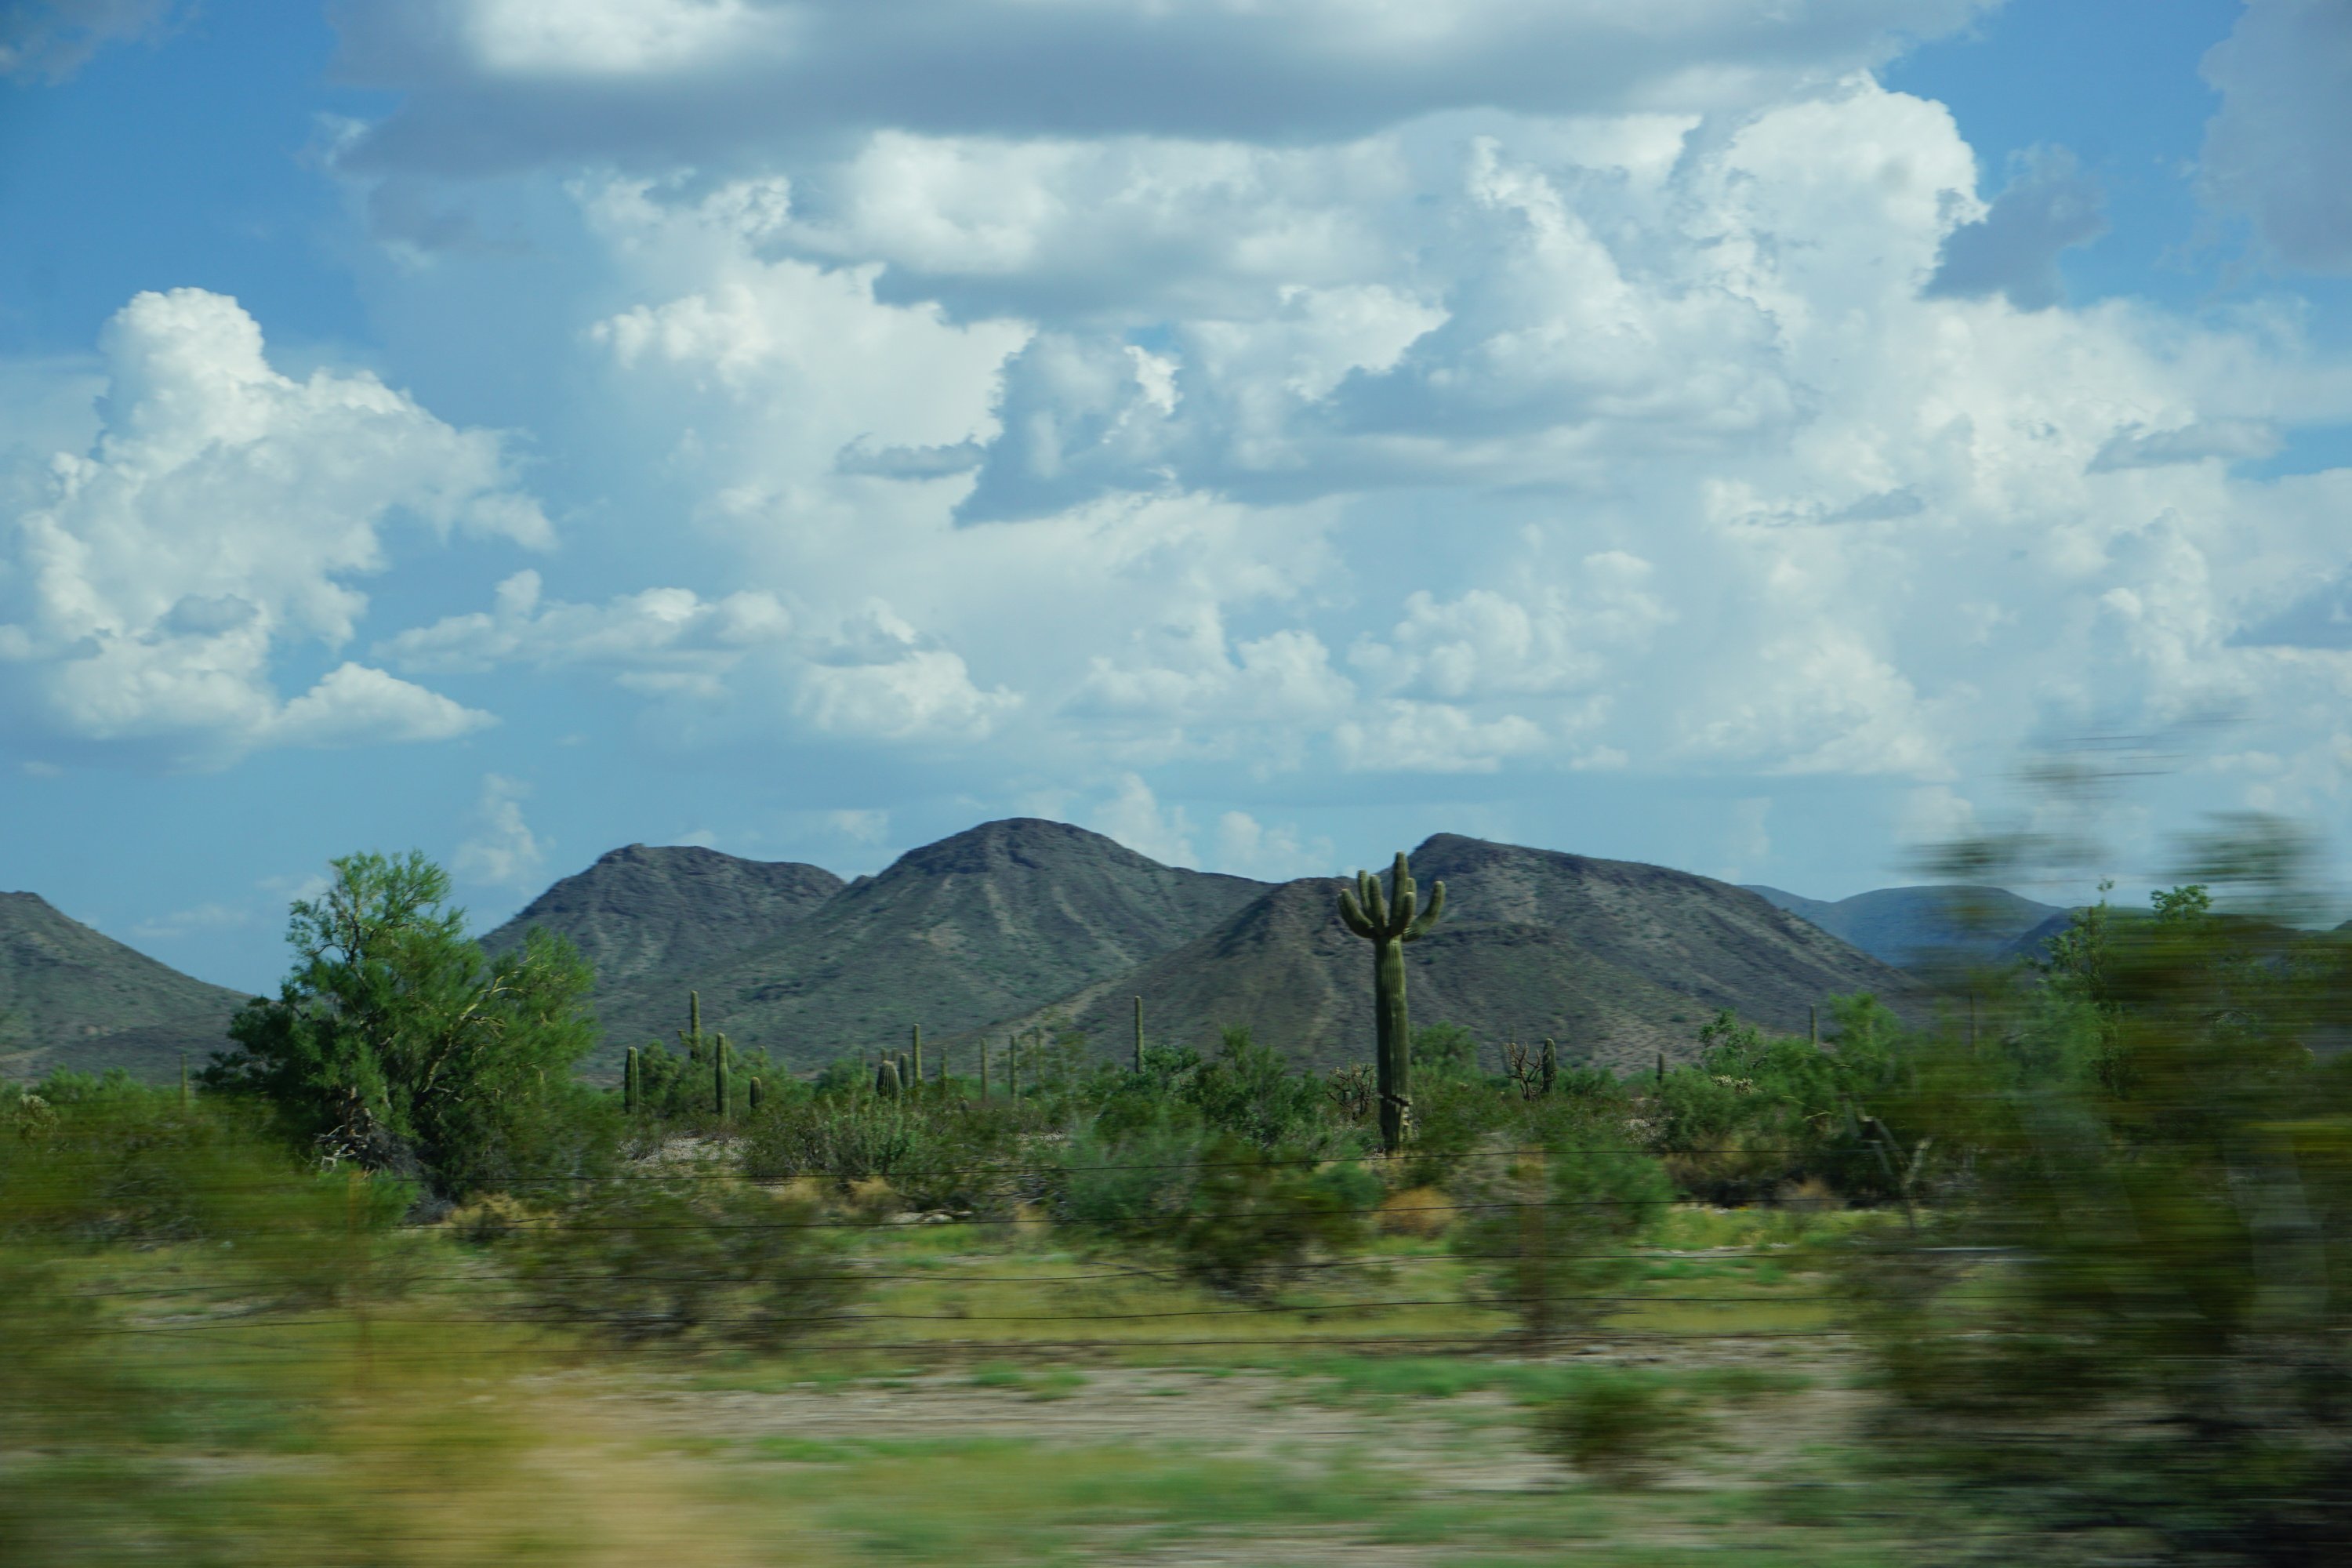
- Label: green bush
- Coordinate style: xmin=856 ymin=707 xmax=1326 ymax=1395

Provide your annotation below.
xmin=1532 ymin=1369 xmax=1715 ymax=1483
xmin=1170 ymin=1135 xmax=1374 ymax=1297
xmin=503 ymin=1172 xmax=858 ymax=1349
xmin=1453 ymin=1123 xmax=1672 ymax=1343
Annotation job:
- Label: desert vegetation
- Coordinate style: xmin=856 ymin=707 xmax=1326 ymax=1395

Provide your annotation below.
xmin=3 ymin=834 xmax=2349 ymax=1566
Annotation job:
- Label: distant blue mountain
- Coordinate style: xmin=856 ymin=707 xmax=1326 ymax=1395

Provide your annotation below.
xmin=1743 ymin=884 xmax=2073 ymax=970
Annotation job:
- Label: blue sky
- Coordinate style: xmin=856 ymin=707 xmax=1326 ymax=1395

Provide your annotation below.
xmin=3 ymin=0 xmax=2350 ymax=993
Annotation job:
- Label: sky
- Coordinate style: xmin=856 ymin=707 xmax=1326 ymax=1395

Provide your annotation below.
xmin=2 ymin=0 xmax=2350 ymax=993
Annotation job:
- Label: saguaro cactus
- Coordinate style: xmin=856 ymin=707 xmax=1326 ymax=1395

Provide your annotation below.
xmin=748 ymin=1076 xmax=765 ymax=1113
xmin=1539 ymin=1037 xmax=1558 ymax=1097
xmin=911 ymin=1024 xmax=924 ymax=1090
xmin=876 ymin=1058 xmax=902 ymax=1098
xmin=714 ymin=1032 xmax=731 ymax=1118
xmin=625 ymin=1045 xmax=641 ymax=1115
xmin=1337 ymin=851 xmax=1446 ymax=1153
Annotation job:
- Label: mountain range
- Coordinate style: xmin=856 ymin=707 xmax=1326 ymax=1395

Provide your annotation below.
xmin=1741 ymin=884 xmax=2074 ymax=968
xmin=480 ymin=820 xmax=1914 ymax=1078
xmin=9 ymin=819 xmax=2004 ymax=1083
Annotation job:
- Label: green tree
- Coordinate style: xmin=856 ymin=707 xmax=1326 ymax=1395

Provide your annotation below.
xmin=206 ymin=851 xmax=610 ymax=1198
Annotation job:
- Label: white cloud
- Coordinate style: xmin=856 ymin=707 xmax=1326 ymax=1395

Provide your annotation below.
xmin=1334 ymin=701 xmax=1548 ymax=774
xmin=269 ymin=663 xmax=494 ymax=748
xmin=0 ymin=290 xmax=535 ymax=761
xmin=1213 ymin=811 xmax=1335 ymax=881
xmin=1084 ymin=773 xmax=1197 ymax=868
xmin=453 ymin=773 xmax=546 ymax=889
xmin=794 ymin=602 xmax=1020 ymax=742
xmin=379 ymin=568 xmax=790 ymax=697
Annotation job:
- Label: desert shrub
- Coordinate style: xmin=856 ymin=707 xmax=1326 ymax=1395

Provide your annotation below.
xmin=503 ymin=1172 xmax=857 ymax=1348
xmin=1453 ymin=1123 xmax=1673 ymax=1343
xmin=1053 ymin=1114 xmax=1206 ymax=1242
xmin=1187 ymin=1025 xmax=1351 ymax=1152
xmin=1532 ymin=1369 xmax=1716 ymax=1483
xmin=1170 ymin=1135 xmax=1375 ymax=1296
xmin=1849 ymin=869 xmax=2352 ymax=1564
xmin=736 ymin=1096 xmax=1025 ymax=1213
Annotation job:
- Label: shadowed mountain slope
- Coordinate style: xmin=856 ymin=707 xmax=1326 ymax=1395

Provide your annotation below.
xmin=605 ymin=819 xmax=1269 ymax=1071
xmin=1011 ymin=834 xmax=1915 ymax=1075
xmin=479 ymin=844 xmax=844 ymax=994
xmin=0 ymin=893 xmax=251 ymax=1082
xmin=1744 ymin=883 xmax=2067 ymax=968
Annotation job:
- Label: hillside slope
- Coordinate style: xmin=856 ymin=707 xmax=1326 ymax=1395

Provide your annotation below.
xmin=1744 ymin=883 xmax=2066 ymax=967
xmin=1012 ymin=834 xmax=1915 ymax=1074
xmin=480 ymin=843 xmax=844 ymax=1009
xmin=610 ymin=819 xmax=1268 ymax=1070
xmin=0 ymin=893 xmax=251 ymax=1082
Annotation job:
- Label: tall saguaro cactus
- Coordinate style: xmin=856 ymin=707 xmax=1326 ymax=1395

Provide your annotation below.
xmin=1337 ymin=851 xmax=1447 ymax=1153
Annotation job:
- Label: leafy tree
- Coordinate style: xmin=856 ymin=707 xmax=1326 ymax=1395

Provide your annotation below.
xmin=206 ymin=851 xmax=611 ymax=1198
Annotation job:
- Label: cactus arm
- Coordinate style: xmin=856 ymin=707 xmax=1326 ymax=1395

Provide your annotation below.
xmin=1392 ymin=884 xmax=1417 ymax=935
xmin=1338 ymin=887 xmax=1377 ymax=938
xmin=1363 ymin=869 xmax=1390 ymax=929
xmin=1403 ymin=880 xmax=1447 ymax=941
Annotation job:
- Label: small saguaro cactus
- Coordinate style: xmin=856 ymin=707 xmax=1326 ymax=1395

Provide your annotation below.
xmin=625 ymin=1045 xmax=641 ymax=1115
xmin=1539 ymin=1037 xmax=1558 ymax=1097
xmin=748 ymin=1076 xmax=765 ymax=1113
xmin=912 ymin=1023 xmax=924 ymax=1090
xmin=714 ymin=1032 xmax=732 ymax=1118
xmin=1337 ymin=850 xmax=1447 ymax=1154
xmin=876 ymin=1057 xmax=902 ymax=1099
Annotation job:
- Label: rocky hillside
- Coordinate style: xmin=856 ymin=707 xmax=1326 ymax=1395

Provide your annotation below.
xmin=0 ymin=893 xmax=251 ymax=1082
xmin=1003 ymin=834 xmax=1916 ymax=1075
xmin=478 ymin=844 xmax=843 ymax=996
xmin=579 ymin=819 xmax=1269 ymax=1072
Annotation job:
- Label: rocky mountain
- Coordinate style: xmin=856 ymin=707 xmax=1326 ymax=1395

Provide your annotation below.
xmin=478 ymin=844 xmax=844 ymax=993
xmin=572 ymin=819 xmax=1269 ymax=1072
xmin=1744 ymin=883 xmax=2069 ymax=968
xmin=0 ymin=893 xmax=252 ymax=1082
xmin=1004 ymin=834 xmax=1916 ymax=1076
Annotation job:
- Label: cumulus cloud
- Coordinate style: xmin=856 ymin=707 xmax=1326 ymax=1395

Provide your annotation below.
xmin=0 ymin=0 xmax=183 ymax=82
xmin=1084 ymin=772 xmax=1198 ymax=867
xmin=2201 ymin=0 xmax=2352 ymax=272
xmin=379 ymin=568 xmax=790 ymax=696
xmin=1213 ymin=811 xmax=1335 ymax=880
xmin=0 ymin=290 xmax=534 ymax=761
xmin=794 ymin=602 xmax=1020 ymax=742
xmin=453 ymin=773 xmax=546 ymax=889
xmin=272 ymin=21 xmax=2352 ymax=873
xmin=329 ymin=0 xmax=1995 ymax=173
xmin=1926 ymin=146 xmax=2107 ymax=310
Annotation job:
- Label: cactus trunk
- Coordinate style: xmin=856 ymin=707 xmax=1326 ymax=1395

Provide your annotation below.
xmin=749 ymin=1076 xmax=764 ymax=1112
xmin=625 ymin=1045 xmax=641 ymax=1114
xmin=1373 ymin=937 xmax=1410 ymax=1152
xmin=1336 ymin=850 xmax=1446 ymax=1155
xmin=912 ymin=1024 xmax=923 ymax=1091
xmin=1539 ymin=1037 xmax=1557 ymax=1096
xmin=714 ymin=1033 xmax=731 ymax=1118
xmin=877 ymin=1058 xmax=902 ymax=1098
